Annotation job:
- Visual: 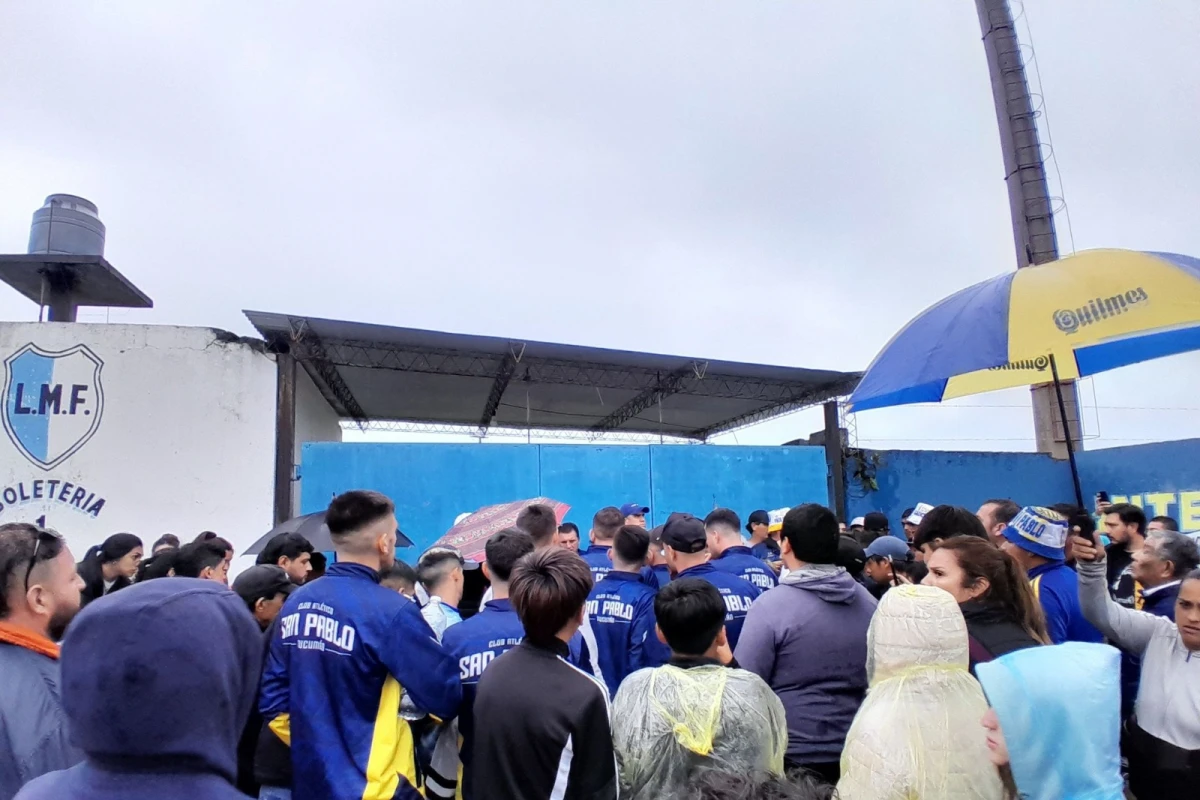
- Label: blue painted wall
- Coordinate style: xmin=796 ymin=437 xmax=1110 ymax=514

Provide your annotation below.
xmin=1076 ymin=438 xmax=1200 ymax=530
xmin=846 ymin=449 xmax=1076 ymax=530
xmin=301 ymin=443 xmax=830 ymax=552
xmin=846 ymin=438 xmax=1200 ymax=533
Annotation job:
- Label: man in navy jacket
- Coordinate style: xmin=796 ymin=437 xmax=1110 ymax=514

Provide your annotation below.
xmin=587 ymin=526 xmax=671 ymax=697
xmin=706 ymin=508 xmax=778 ymax=592
xmin=662 ymin=515 xmax=761 ymax=649
xmin=441 ymin=527 xmax=536 ymax=800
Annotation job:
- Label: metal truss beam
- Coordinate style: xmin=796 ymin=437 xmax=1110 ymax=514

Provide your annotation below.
xmin=687 ymin=377 xmax=860 ymax=440
xmin=590 ymin=366 xmax=699 ymax=434
xmin=348 ymin=419 xmax=696 ymax=444
xmin=478 ymin=350 xmax=520 ymax=434
xmin=298 ymin=337 xmax=825 ymax=400
xmin=286 ymin=318 xmax=369 ymax=425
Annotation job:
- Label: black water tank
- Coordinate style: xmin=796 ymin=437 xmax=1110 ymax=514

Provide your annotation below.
xmin=27 ymin=194 xmax=106 ymax=257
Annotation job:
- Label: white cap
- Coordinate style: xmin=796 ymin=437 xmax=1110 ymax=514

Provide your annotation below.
xmin=850 ymin=516 xmax=865 ymax=528
xmin=905 ymin=503 xmax=934 ymax=526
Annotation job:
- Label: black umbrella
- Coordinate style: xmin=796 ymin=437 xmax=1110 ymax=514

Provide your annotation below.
xmin=245 ymin=512 xmax=414 ymax=555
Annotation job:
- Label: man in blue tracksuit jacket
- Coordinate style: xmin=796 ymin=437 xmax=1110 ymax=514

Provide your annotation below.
xmin=259 ymin=491 xmax=462 ymax=800
xmin=439 ymin=528 xmax=531 ymax=800
xmin=586 ymin=526 xmax=671 ymax=698
xmin=661 ymin=515 xmax=761 ymax=649
xmin=999 ymin=506 xmax=1103 ymax=646
xmin=705 ymin=508 xmax=779 ymax=592
xmin=580 ymin=506 xmax=625 ymax=584
xmin=441 ymin=527 xmax=595 ymax=800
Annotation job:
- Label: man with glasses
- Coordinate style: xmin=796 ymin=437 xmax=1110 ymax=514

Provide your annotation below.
xmin=0 ymin=522 xmax=85 ymax=799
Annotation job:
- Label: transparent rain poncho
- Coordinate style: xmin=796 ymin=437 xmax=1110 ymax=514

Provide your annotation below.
xmin=612 ymin=662 xmax=787 ymax=800
xmin=837 ymin=585 xmax=1005 ymax=800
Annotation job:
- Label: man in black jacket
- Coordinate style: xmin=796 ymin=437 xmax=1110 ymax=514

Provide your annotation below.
xmin=473 ymin=548 xmax=616 ymax=800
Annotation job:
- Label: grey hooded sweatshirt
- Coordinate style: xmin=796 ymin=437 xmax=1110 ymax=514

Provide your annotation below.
xmin=734 ymin=565 xmax=877 ymax=764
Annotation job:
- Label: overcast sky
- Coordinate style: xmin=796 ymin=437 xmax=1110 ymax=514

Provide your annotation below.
xmin=2 ymin=1 xmax=1198 ymax=452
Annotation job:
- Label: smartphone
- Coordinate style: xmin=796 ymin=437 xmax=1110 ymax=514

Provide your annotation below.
xmin=1096 ymin=491 xmax=1110 ymax=504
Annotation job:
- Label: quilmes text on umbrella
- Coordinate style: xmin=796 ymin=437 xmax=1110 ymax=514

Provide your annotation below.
xmin=989 ymin=356 xmax=1051 ymax=373
xmin=1053 ymin=287 xmax=1149 ymax=334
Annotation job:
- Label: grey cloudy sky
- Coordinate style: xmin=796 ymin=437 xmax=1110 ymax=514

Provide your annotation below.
xmin=2 ymin=1 xmax=1198 ymax=451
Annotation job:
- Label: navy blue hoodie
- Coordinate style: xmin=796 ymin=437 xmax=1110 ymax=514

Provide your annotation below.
xmin=16 ymin=578 xmax=262 ymax=800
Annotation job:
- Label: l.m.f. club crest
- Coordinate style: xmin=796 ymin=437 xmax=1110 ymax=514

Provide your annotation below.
xmin=2 ymin=343 xmax=104 ymax=471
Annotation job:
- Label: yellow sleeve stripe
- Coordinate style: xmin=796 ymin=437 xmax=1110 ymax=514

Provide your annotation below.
xmin=268 ymin=713 xmax=291 ymax=747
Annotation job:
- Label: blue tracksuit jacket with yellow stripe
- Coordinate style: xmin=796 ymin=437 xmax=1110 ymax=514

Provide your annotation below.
xmin=259 ymin=562 xmax=462 ymax=800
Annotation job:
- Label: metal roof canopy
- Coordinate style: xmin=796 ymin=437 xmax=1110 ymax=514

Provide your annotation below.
xmin=244 ymin=310 xmax=861 ymax=441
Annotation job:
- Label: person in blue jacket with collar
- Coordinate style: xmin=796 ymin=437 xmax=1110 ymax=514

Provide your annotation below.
xmin=580 ymin=506 xmax=625 ymax=584
xmin=706 ymin=508 xmax=778 ymax=592
xmin=441 ymin=527 xmax=535 ymax=800
xmin=999 ymin=506 xmax=1103 ymax=645
xmin=662 ymin=514 xmax=761 ymax=649
xmin=586 ymin=525 xmax=671 ymax=698
xmin=259 ymin=491 xmax=462 ymax=800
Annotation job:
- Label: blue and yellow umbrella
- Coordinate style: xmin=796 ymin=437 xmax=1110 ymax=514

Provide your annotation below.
xmin=849 ymin=249 xmax=1200 ymax=412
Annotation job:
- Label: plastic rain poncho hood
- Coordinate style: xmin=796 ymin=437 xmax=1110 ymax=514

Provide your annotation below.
xmin=612 ymin=662 xmax=787 ymax=800
xmin=976 ymin=642 xmax=1124 ymax=800
xmin=837 ymin=584 xmax=1005 ymax=800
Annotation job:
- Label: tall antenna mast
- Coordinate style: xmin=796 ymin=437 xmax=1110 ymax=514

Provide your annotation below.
xmin=975 ymin=0 xmax=1082 ymax=458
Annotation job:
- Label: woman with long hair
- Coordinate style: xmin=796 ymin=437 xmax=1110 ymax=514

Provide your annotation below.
xmin=77 ymin=533 xmax=143 ymax=607
xmin=922 ymin=536 xmax=1047 ymax=672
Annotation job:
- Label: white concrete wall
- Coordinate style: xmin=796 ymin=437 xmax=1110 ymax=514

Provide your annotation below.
xmin=0 ymin=322 xmax=277 ymax=564
xmin=293 ymin=365 xmax=341 ymax=511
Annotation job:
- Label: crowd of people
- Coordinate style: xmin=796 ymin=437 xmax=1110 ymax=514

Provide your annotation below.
xmin=1 ymin=490 xmax=1198 ymax=800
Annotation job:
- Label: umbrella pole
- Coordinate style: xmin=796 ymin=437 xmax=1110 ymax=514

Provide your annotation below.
xmin=1049 ymin=354 xmax=1085 ymax=509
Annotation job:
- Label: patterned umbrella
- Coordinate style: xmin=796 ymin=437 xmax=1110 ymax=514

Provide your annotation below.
xmin=432 ymin=497 xmax=570 ymax=561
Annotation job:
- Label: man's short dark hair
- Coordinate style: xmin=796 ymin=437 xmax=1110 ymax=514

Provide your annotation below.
xmin=558 ymin=522 xmax=579 ymax=536
xmin=1106 ymin=503 xmax=1147 ymax=535
xmin=781 ymin=504 xmax=840 ymax=564
xmin=152 ymin=534 xmax=180 ymax=551
xmin=1152 ymin=531 xmax=1200 ymax=579
xmin=417 ymin=550 xmax=464 ymax=592
xmin=194 ymin=531 xmax=233 ymax=555
xmin=516 ymin=504 xmax=559 ymax=547
xmin=913 ymin=505 xmax=989 ymax=549
xmin=326 ymin=491 xmax=394 ymax=538
xmin=703 ymin=508 xmax=741 ymax=537
xmin=655 ymin=578 xmax=726 ymax=656
xmin=0 ymin=523 xmax=66 ymax=618
xmin=136 ymin=550 xmax=178 ymax=582
xmin=485 ymin=527 xmax=535 ymax=583
xmin=381 ymin=560 xmax=418 ymax=592
xmin=257 ymin=532 xmax=315 ymax=566
xmin=592 ymin=507 xmax=624 ymax=542
xmin=673 ymin=770 xmax=836 ymax=800
xmin=510 ymin=548 xmax=593 ymax=646
xmin=1151 ymin=515 xmax=1180 ymax=532
xmin=613 ymin=526 xmax=650 ymax=565
xmin=310 ymin=552 xmax=327 ymax=570
xmin=982 ymin=499 xmax=1021 ymax=526
xmin=173 ymin=541 xmax=228 ymax=578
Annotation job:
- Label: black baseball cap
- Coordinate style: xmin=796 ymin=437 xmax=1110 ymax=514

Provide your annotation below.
xmin=661 ymin=515 xmax=707 ymax=554
xmin=863 ymin=512 xmax=889 ymax=532
xmin=746 ymin=509 xmax=770 ymax=533
xmin=232 ymin=565 xmax=296 ymax=604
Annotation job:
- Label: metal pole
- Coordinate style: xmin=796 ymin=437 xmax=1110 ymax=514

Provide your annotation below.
xmin=1049 ymin=355 xmax=1084 ymax=508
xmin=823 ymin=400 xmax=848 ymax=521
xmin=975 ymin=0 xmax=1082 ymax=459
xmin=273 ymin=352 xmax=297 ymax=525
